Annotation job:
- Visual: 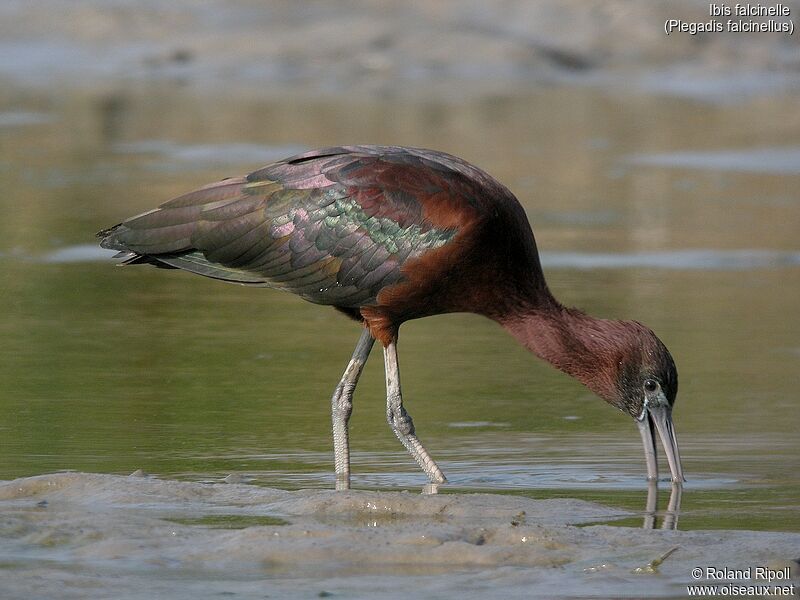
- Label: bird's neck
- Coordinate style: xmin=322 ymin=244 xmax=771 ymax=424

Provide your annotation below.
xmin=498 ymin=305 xmax=622 ymax=402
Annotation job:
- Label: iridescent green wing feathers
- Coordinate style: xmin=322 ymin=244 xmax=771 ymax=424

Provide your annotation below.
xmin=98 ymin=147 xmax=460 ymax=307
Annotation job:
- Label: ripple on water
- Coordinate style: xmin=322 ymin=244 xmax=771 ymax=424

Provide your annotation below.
xmin=539 ymin=249 xmax=800 ymax=270
xmin=21 ymin=244 xmax=800 ymax=271
xmin=0 ymin=111 xmax=54 ymax=127
xmin=112 ymin=141 xmax=307 ymax=170
xmin=625 ymin=146 xmax=800 ymax=175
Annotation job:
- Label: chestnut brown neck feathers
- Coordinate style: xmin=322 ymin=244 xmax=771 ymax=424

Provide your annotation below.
xmin=498 ymin=304 xmax=656 ymax=406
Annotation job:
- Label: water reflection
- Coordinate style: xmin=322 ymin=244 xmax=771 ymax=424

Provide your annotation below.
xmin=421 ymin=482 xmax=441 ymax=495
xmin=643 ymin=481 xmax=682 ymax=530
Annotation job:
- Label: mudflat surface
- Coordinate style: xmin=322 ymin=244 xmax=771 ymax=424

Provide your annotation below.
xmin=1 ymin=0 xmax=798 ymax=99
xmin=1 ymin=473 xmax=798 ymax=599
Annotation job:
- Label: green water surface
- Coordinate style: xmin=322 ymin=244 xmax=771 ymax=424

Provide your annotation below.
xmin=0 ymin=83 xmax=798 ymax=533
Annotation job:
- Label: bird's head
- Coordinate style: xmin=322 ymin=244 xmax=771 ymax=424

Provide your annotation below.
xmin=606 ymin=321 xmax=684 ymax=483
xmin=501 ymin=309 xmax=685 ymax=483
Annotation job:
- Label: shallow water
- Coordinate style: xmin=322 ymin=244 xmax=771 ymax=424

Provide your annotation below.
xmin=1 ymin=67 xmax=799 ymax=597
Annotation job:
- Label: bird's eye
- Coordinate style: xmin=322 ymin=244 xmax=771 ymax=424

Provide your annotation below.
xmin=644 ymin=379 xmax=659 ymax=393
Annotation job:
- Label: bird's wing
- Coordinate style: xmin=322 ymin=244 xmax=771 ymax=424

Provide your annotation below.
xmin=98 ymin=147 xmax=463 ymax=307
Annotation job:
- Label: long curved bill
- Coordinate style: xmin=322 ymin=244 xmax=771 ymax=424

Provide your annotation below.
xmin=636 ymin=403 xmax=685 ymax=483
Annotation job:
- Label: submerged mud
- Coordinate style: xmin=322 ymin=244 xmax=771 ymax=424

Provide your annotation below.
xmin=0 ymin=473 xmax=797 ymax=599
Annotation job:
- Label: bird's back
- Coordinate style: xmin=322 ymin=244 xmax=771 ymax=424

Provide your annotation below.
xmin=99 ymin=145 xmax=548 ymax=329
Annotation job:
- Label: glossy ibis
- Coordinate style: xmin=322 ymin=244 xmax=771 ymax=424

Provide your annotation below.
xmin=98 ymin=145 xmax=684 ymax=488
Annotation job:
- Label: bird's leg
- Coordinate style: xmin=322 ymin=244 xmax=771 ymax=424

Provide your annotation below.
xmin=383 ymin=339 xmax=447 ymax=484
xmin=331 ymin=328 xmax=375 ymax=491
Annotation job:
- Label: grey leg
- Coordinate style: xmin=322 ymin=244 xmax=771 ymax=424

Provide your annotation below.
xmin=332 ymin=328 xmax=374 ymax=490
xmin=383 ymin=339 xmax=447 ymax=484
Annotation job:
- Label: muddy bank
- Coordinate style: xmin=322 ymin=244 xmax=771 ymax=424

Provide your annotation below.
xmin=1 ymin=473 xmax=798 ymax=599
xmin=1 ymin=1 xmax=798 ymax=99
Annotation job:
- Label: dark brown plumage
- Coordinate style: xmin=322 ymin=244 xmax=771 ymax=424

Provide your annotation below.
xmin=99 ymin=145 xmax=684 ymax=487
